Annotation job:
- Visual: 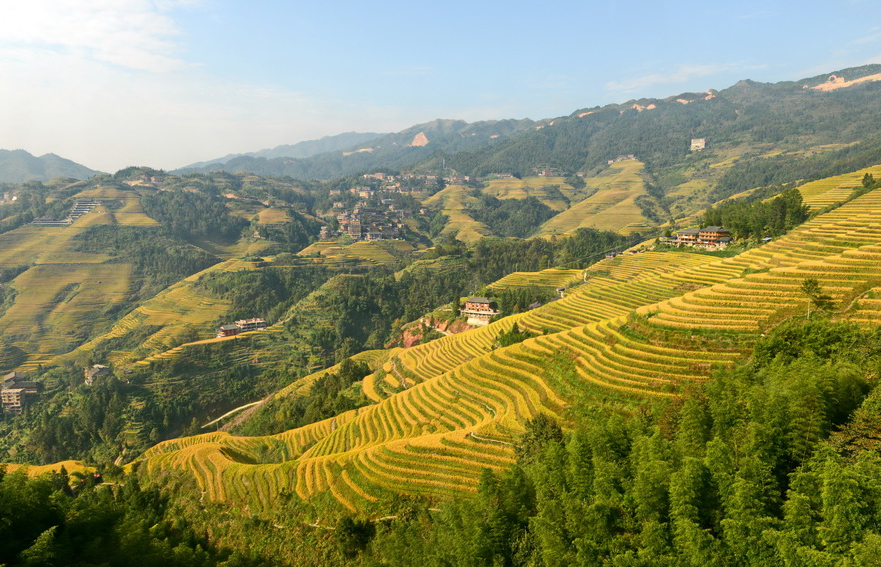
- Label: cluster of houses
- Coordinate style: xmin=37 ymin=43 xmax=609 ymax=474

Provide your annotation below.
xmin=1 ymin=191 xmax=18 ymax=203
xmin=352 ymin=172 xmax=442 ymax=194
xmin=329 ymin=202 xmax=410 ymax=242
xmin=1 ymin=372 xmax=40 ymax=414
xmin=608 ymin=154 xmax=638 ymax=165
xmin=662 ymin=225 xmax=732 ymax=250
xmin=492 ymin=170 xmax=564 ymax=179
xmin=31 ymin=198 xmax=100 ymax=227
xmin=216 ymin=317 xmax=268 ymax=338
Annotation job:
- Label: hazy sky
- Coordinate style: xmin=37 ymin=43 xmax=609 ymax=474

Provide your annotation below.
xmin=2 ymin=0 xmax=880 ymax=172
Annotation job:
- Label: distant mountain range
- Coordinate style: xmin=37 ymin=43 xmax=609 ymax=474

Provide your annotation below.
xmin=174 ymin=117 xmax=538 ymax=179
xmin=8 ymin=64 xmax=881 ymax=192
xmin=175 ymin=64 xmax=881 ymax=194
xmin=182 ymin=131 xmax=386 ymax=169
xmin=0 ymin=150 xmax=102 ymax=183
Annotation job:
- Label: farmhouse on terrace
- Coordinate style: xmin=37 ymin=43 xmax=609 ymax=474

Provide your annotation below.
xmin=675 ymin=226 xmax=732 ymax=249
xmin=216 ymin=318 xmax=268 ymax=338
xmin=459 ymin=297 xmax=500 ymax=326
xmin=84 ymin=364 xmax=112 ymax=386
xmin=1 ymin=372 xmax=40 ymax=414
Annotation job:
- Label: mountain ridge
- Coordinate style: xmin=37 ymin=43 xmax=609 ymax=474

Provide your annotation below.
xmin=174 ymin=64 xmax=881 ymax=184
xmin=0 ymin=149 xmax=102 ymax=183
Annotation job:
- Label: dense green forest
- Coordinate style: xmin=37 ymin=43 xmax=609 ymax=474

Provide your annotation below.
xmin=701 ymin=187 xmax=810 ymax=239
xmin=466 ymin=195 xmax=557 ymax=238
xmin=194 ymin=265 xmax=332 ymax=324
xmin=141 ymin=190 xmax=250 ymax=242
xmin=0 ymin=468 xmax=238 ymax=567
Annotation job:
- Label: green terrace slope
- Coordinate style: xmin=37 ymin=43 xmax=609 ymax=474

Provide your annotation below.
xmin=0 ymin=199 xmax=133 ymax=370
xmin=421 ymin=183 xmax=492 ymax=243
xmin=136 ymin=180 xmax=881 ymax=513
xmin=422 ymin=164 xmax=659 ymax=241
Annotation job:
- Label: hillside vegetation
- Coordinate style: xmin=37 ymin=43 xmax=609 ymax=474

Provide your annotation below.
xmin=7 ymin=68 xmax=881 ymax=566
xmin=137 ymin=177 xmax=881 ymax=518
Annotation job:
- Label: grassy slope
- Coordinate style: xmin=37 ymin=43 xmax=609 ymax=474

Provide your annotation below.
xmin=298 ymin=240 xmax=417 ymax=266
xmin=0 ymin=202 xmax=130 ymax=369
xmin=535 ymin=160 xmax=653 ymax=236
xmin=0 ymin=181 xmax=330 ymax=370
xmin=423 ymin=168 xmax=656 ymax=242
xmin=422 ymin=184 xmax=492 ymax=243
xmin=481 ymin=176 xmax=581 ymax=211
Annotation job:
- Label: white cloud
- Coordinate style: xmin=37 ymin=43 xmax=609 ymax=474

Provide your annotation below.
xmin=0 ymin=0 xmax=194 ymax=72
xmin=605 ymin=63 xmax=743 ymax=95
xmin=0 ymin=41 xmax=416 ymax=171
xmin=853 ymin=27 xmax=881 ymax=46
xmin=0 ymin=0 xmax=393 ymax=171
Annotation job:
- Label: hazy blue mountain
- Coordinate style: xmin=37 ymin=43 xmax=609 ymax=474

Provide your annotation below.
xmin=174 ymin=118 xmax=537 ymax=179
xmin=0 ymin=149 xmax=102 ymax=183
xmin=183 ymin=131 xmax=387 ymax=169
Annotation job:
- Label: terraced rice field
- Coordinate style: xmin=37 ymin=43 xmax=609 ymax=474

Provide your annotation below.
xmin=256 ymin=208 xmax=290 ymax=224
xmin=3 ymin=460 xmax=93 ymax=477
xmin=299 ymin=240 xmax=415 ymax=265
xmin=112 ymin=198 xmax=159 ymax=226
xmin=481 ymin=176 xmax=582 ymax=211
xmin=61 ymin=261 xmax=238 ymax=368
xmin=535 ymin=160 xmax=654 ymax=236
xmin=489 ymin=268 xmax=583 ymax=291
xmin=0 ymin=221 xmax=134 ymax=365
xmin=423 ymin=184 xmax=493 ymax=242
xmin=139 ymin=182 xmax=881 ymax=512
xmin=798 ymin=165 xmax=881 ymax=210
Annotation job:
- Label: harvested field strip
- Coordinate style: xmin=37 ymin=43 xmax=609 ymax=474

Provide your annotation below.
xmin=361 ymin=372 xmax=383 ymax=402
xmin=341 ymin=468 xmax=378 ymax=504
xmin=438 ymin=432 xmax=516 ymax=463
xmin=390 ymin=442 xmax=496 ymax=477
xmin=372 ymin=444 xmax=480 ymax=488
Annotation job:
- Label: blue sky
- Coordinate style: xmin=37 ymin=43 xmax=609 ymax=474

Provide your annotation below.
xmin=2 ymin=0 xmax=880 ymax=172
